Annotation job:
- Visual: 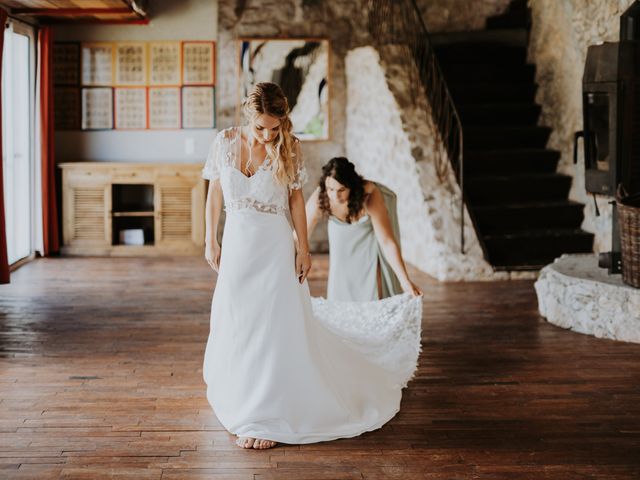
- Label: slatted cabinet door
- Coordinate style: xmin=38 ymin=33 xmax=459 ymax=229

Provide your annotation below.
xmin=155 ymin=168 xmax=205 ymax=254
xmin=62 ymin=168 xmax=111 ymax=254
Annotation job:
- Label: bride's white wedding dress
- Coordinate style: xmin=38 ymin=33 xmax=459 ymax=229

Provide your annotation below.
xmin=201 ymin=127 xmax=422 ymax=444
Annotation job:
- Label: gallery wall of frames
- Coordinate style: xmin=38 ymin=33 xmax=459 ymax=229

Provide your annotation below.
xmin=53 ymin=41 xmax=216 ymax=131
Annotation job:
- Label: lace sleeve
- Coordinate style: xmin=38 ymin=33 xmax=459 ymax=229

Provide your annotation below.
xmin=202 ymin=131 xmax=224 ymax=181
xmin=289 ymin=138 xmax=307 ymax=190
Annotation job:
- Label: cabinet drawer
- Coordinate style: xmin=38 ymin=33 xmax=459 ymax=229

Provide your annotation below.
xmin=112 ymin=170 xmax=154 ymax=183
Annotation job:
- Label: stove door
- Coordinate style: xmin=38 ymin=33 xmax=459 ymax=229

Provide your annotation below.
xmin=583 ymin=84 xmax=618 ymax=194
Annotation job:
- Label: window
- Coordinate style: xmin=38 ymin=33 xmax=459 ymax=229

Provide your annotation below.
xmin=2 ymin=20 xmax=36 ymax=265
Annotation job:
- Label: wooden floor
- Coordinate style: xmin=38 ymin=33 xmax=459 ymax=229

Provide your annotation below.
xmin=1 ymin=256 xmax=640 ymax=479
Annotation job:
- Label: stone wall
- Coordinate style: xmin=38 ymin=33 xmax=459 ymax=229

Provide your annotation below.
xmin=528 ymin=0 xmax=635 ymax=253
xmin=345 ymin=46 xmax=503 ymax=281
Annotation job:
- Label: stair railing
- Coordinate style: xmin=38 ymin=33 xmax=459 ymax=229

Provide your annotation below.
xmin=367 ymin=0 xmax=466 ymax=254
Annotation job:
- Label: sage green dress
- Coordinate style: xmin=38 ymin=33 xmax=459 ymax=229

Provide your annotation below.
xmin=327 ymin=182 xmax=403 ymax=301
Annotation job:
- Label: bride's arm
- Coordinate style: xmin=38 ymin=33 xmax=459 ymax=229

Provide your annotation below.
xmin=204 ymin=179 xmax=223 ymax=271
xmin=290 ymin=189 xmax=312 ymax=283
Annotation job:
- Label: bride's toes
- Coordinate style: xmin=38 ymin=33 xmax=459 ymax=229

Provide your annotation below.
xmin=236 ymin=436 xmax=255 ymax=449
xmin=253 ymin=438 xmax=276 ymax=449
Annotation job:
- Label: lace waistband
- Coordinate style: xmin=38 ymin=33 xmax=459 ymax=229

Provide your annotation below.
xmin=225 ymin=198 xmax=287 ymax=216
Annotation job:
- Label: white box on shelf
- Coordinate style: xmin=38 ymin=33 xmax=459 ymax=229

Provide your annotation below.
xmin=119 ymin=229 xmax=145 ymax=245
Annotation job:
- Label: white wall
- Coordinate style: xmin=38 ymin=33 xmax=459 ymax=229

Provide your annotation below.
xmin=54 ymin=0 xmax=218 ymax=163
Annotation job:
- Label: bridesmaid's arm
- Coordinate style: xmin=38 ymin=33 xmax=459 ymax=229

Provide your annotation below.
xmin=305 ymin=186 xmax=322 ymax=239
xmin=290 ymin=188 xmax=312 ymax=283
xmin=366 ymin=186 xmax=422 ymax=296
xmin=204 ymin=179 xmax=223 ymax=272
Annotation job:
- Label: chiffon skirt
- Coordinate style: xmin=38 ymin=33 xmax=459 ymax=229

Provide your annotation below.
xmin=202 ymin=209 xmax=422 ymax=444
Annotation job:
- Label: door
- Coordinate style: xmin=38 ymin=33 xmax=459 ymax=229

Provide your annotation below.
xmin=62 ymin=169 xmax=111 ymax=251
xmin=155 ymin=168 xmax=204 ymax=253
xmin=1 ymin=20 xmax=36 ymax=264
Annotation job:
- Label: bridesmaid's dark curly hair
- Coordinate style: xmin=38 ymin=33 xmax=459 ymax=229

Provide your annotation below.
xmin=318 ymin=157 xmax=365 ymax=223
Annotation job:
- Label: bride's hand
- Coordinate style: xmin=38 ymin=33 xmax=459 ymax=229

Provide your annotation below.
xmin=296 ymin=251 xmax=312 ymax=284
xmin=205 ymin=241 xmax=221 ymax=272
xmin=401 ymin=279 xmax=423 ymax=297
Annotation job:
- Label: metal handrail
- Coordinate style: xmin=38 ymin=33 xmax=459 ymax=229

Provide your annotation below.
xmin=367 ymin=0 xmax=466 ymax=253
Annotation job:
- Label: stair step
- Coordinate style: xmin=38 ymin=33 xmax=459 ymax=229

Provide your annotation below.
xmin=464 ymin=149 xmax=560 ymax=175
xmin=466 ymin=173 xmax=572 ymax=204
xmin=441 ymin=63 xmax=536 ymax=83
xmin=486 ymin=0 xmax=530 ymax=30
xmin=430 ymin=28 xmax=528 ymax=47
xmin=473 ymin=201 xmax=585 ymax=234
xmin=465 ymin=126 xmax=551 ymax=150
xmin=436 ymin=43 xmax=527 ymax=65
xmin=448 ymin=82 xmax=537 ymax=104
xmin=483 ymin=228 xmax=594 ymax=268
xmin=458 ymin=103 xmax=541 ymax=126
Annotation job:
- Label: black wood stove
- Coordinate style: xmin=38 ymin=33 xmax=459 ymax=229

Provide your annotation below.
xmin=576 ymin=0 xmax=640 ymax=273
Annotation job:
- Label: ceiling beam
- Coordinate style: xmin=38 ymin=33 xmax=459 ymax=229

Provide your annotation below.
xmin=11 ymin=8 xmax=134 ymax=16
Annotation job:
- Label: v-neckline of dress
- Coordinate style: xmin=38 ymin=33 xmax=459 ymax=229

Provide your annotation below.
xmin=232 ymin=126 xmax=272 ymax=179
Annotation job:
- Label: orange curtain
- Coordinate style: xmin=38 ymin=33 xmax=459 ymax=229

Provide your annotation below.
xmin=38 ymin=26 xmax=59 ymax=255
xmin=0 ymin=9 xmax=10 ymax=284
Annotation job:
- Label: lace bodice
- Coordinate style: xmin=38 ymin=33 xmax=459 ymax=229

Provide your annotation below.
xmin=201 ymin=126 xmax=307 ymax=216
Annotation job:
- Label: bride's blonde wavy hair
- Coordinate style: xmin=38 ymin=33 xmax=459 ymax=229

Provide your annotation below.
xmin=243 ymin=82 xmax=297 ymax=186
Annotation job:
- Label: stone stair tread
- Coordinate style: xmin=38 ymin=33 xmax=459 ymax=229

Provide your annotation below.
xmin=430 ymin=28 xmax=528 ymax=47
xmin=449 ymin=80 xmax=536 ymax=87
xmin=465 ymin=126 xmax=552 ymax=150
xmin=467 ymin=172 xmax=570 ymax=181
xmin=458 ymin=103 xmax=541 ymax=126
xmin=486 ymin=0 xmax=530 ymax=30
xmin=466 ymin=148 xmax=559 ymax=157
xmin=459 ymin=102 xmax=540 ymax=109
xmin=483 ymin=228 xmax=594 ymax=240
xmin=468 ymin=147 xmax=560 ymax=157
xmin=464 ymin=101 xmax=541 ymax=110
xmin=473 ymin=200 xmax=585 ymax=210
xmin=441 ymin=63 xmax=536 ymax=82
xmin=465 ymin=125 xmax=551 ymax=132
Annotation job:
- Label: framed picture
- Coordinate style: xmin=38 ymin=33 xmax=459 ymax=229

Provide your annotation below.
xmin=54 ymin=87 xmax=80 ymax=130
xmin=148 ymin=87 xmax=181 ymax=129
xmin=81 ymin=42 xmax=114 ymax=86
xmin=149 ymin=41 xmax=181 ymax=86
xmin=53 ymin=42 xmax=80 ymax=86
xmin=115 ymin=42 xmax=147 ymax=86
xmin=81 ymin=87 xmax=113 ymax=130
xmin=182 ymin=86 xmax=215 ymax=129
xmin=114 ymin=87 xmax=147 ymax=129
xmin=55 ymin=40 xmax=217 ymax=132
xmin=238 ymin=38 xmax=329 ymax=141
xmin=182 ymin=41 xmax=215 ymax=85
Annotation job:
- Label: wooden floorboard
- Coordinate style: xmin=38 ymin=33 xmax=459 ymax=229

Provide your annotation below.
xmin=1 ymin=256 xmax=639 ymax=479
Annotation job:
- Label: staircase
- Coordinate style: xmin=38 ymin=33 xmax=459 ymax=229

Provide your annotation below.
xmin=432 ymin=0 xmax=594 ymax=270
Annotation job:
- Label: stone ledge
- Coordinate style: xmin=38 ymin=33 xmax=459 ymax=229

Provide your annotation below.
xmin=534 ymin=254 xmax=640 ymax=344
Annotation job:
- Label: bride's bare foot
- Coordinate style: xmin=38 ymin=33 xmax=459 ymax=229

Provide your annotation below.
xmin=236 ymin=436 xmax=277 ymax=449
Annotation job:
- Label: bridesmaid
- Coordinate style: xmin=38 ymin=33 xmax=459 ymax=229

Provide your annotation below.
xmin=306 ymin=157 xmax=422 ymax=301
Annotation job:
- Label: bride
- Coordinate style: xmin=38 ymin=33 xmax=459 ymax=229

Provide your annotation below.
xmin=202 ymin=82 xmax=422 ymax=450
